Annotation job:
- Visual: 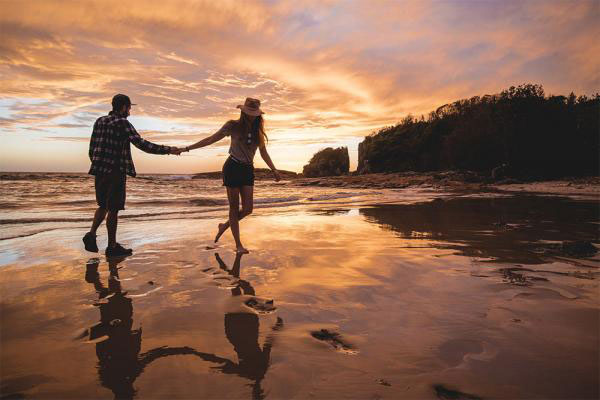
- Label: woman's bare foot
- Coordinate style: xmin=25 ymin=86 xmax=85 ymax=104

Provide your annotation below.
xmin=214 ymin=223 xmax=228 ymax=243
xmin=236 ymin=246 xmax=250 ymax=254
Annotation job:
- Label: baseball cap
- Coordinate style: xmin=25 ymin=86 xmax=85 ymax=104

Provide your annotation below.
xmin=111 ymin=94 xmax=137 ymax=110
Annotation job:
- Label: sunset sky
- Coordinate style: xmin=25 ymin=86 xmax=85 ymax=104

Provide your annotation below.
xmin=1 ymin=0 xmax=598 ymax=173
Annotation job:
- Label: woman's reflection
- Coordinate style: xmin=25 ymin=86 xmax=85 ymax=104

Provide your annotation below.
xmin=215 ymin=252 xmax=283 ymax=400
xmin=83 ymin=254 xmax=282 ymax=400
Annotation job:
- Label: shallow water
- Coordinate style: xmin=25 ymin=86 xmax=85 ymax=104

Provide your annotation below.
xmin=0 ymin=194 xmax=598 ymax=399
xmin=0 ymin=172 xmax=444 ymax=241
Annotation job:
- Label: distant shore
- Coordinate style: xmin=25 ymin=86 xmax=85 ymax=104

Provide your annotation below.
xmin=191 ymin=168 xmax=298 ymax=180
xmin=188 ymin=169 xmax=600 ymax=197
xmin=293 ymin=171 xmax=600 ymax=193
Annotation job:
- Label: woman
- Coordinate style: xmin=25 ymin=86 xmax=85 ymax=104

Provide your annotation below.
xmin=184 ymin=98 xmax=280 ymax=254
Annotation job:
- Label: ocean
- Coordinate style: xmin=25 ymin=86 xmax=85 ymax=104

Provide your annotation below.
xmin=0 ymin=172 xmax=450 ymax=241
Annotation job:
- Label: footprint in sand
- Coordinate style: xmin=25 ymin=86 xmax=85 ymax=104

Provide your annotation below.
xmin=223 ymin=294 xmax=278 ymax=315
xmin=127 ymin=281 xmax=163 ymax=298
xmin=433 ymin=384 xmax=482 ymax=400
xmin=311 ymin=329 xmax=358 ymax=355
xmin=174 ymin=263 xmax=196 ymax=270
xmin=437 ymin=338 xmax=497 ymax=368
xmin=198 ymin=266 xmax=240 ymax=289
xmin=244 ymin=296 xmax=276 ymax=314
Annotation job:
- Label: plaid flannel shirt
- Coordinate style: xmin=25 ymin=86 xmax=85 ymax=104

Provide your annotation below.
xmin=88 ymin=112 xmax=171 ymax=177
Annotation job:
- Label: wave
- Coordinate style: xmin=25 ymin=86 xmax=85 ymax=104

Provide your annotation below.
xmin=161 ymin=175 xmax=194 ymax=180
xmin=189 ymin=198 xmax=228 ymax=206
xmin=0 ymin=202 xmax=23 ymax=209
xmin=307 ymin=192 xmax=367 ymax=201
xmin=0 ymin=228 xmax=62 ymax=241
xmin=55 ymin=199 xmax=97 ymax=206
xmin=0 ymin=209 xmax=219 ymax=225
xmin=127 ymin=197 xmax=227 ymax=207
xmin=0 ymin=194 xmax=360 ymax=226
xmin=137 ymin=174 xmax=202 ymax=181
xmin=0 ymin=173 xmax=88 ymax=181
xmin=0 ymin=216 xmax=95 ymax=225
xmin=255 ymin=196 xmax=303 ymax=204
xmin=0 ymin=194 xmax=304 ymax=213
xmin=0 ymin=173 xmax=201 ymax=182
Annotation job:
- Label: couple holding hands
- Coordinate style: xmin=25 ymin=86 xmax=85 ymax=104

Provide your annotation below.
xmin=84 ymin=94 xmax=280 ymax=257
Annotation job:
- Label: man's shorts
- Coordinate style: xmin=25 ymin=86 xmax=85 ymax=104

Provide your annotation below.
xmin=95 ymin=173 xmax=126 ymax=211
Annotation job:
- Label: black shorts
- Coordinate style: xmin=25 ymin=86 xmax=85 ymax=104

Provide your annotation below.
xmin=222 ymin=156 xmax=254 ymax=187
xmin=95 ymin=173 xmax=126 ymax=211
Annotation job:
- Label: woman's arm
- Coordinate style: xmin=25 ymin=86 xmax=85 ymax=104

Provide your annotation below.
xmin=259 ymin=145 xmax=281 ymax=182
xmin=185 ymin=121 xmax=232 ymax=152
xmin=186 ymin=131 xmax=226 ymax=151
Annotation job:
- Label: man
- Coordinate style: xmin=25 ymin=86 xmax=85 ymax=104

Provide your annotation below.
xmin=83 ymin=94 xmax=183 ymax=257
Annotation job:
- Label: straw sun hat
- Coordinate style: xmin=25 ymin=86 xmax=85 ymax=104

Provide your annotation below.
xmin=236 ymin=97 xmax=264 ymax=116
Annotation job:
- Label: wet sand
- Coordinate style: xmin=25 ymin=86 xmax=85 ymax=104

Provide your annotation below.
xmin=1 ymin=195 xmax=598 ymax=399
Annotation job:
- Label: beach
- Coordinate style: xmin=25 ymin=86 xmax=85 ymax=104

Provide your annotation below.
xmin=1 ymin=174 xmax=599 ymax=399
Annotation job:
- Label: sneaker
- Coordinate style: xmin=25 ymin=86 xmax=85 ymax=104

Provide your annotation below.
xmin=83 ymin=232 xmax=98 ymax=253
xmin=105 ymin=243 xmax=133 ymax=257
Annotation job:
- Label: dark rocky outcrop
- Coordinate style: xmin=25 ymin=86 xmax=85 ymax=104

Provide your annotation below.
xmin=302 ymin=146 xmax=349 ymax=177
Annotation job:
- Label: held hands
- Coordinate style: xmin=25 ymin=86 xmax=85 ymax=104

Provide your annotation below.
xmin=169 ymin=146 xmax=190 ymax=156
xmin=169 ymin=147 xmax=183 ymax=155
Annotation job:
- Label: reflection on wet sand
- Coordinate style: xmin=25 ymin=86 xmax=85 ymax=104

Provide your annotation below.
xmin=1 ymin=195 xmax=597 ymax=399
xmin=215 ymin=252 xmax=283 ymax=400
xmin=82 ymin=254 xmax=281 ymax=400
xmin=360 ymin=196 xmax=599 ymax=264
xmin=84 ymin=257 xmax=141 ymax=399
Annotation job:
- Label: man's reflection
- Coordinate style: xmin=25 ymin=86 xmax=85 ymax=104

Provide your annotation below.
xmin=215 ymin=252 xmax=283 ymax=400
xmin=85 ymin=257 xmax=141 ymax=399
xmin=83 ymin=254 xmax=282 ymax=400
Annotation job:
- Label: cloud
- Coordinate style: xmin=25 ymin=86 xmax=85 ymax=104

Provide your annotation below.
xmin=159 ymin=52 xmax=199 ymax=66
xmin=42 ymin=136 xmax=89 ymax=142
xmin=0 ymin=0 xmax=598 ymax=172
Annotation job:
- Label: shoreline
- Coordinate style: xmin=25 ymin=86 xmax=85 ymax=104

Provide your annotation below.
xmin=3 ymin=170 xmax=599 ymax=198
xmin=292 ymin=172 xmax=600 ymax=196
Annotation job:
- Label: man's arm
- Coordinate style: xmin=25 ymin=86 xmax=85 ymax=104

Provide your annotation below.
xmin=259 ymin=144 xmax=281 ymax=181
xmin=120 ymin=119 xmax=177 ymax=154
xmin=89 ymin=120 xmax=98 ymax=161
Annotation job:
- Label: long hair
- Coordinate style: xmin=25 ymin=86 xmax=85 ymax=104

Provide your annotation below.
xmin=239 ymin=112 xmax=268 ymax=147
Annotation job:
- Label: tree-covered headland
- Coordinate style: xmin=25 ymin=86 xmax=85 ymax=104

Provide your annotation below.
xmin=358 ymin=84 xmax=599 ymax=180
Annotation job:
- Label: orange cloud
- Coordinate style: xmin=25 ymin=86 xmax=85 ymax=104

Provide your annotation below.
xmin=0 ymin=0 xmax=598 ymax=173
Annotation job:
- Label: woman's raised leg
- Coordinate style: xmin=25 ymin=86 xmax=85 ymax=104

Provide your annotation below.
xmin=215 ymin=185 xmax=254 ymax=244
xmin=225 ymin=187 xmax=249 ymax=254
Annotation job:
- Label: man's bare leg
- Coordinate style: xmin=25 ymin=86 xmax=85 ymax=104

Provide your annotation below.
xmin=89 ymin=207 xmax=107 ymax=235
xmin=83 ymin=207 xmax=106 ymax=252
xmin=106 ymin=210 xmax=119 ymax=248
